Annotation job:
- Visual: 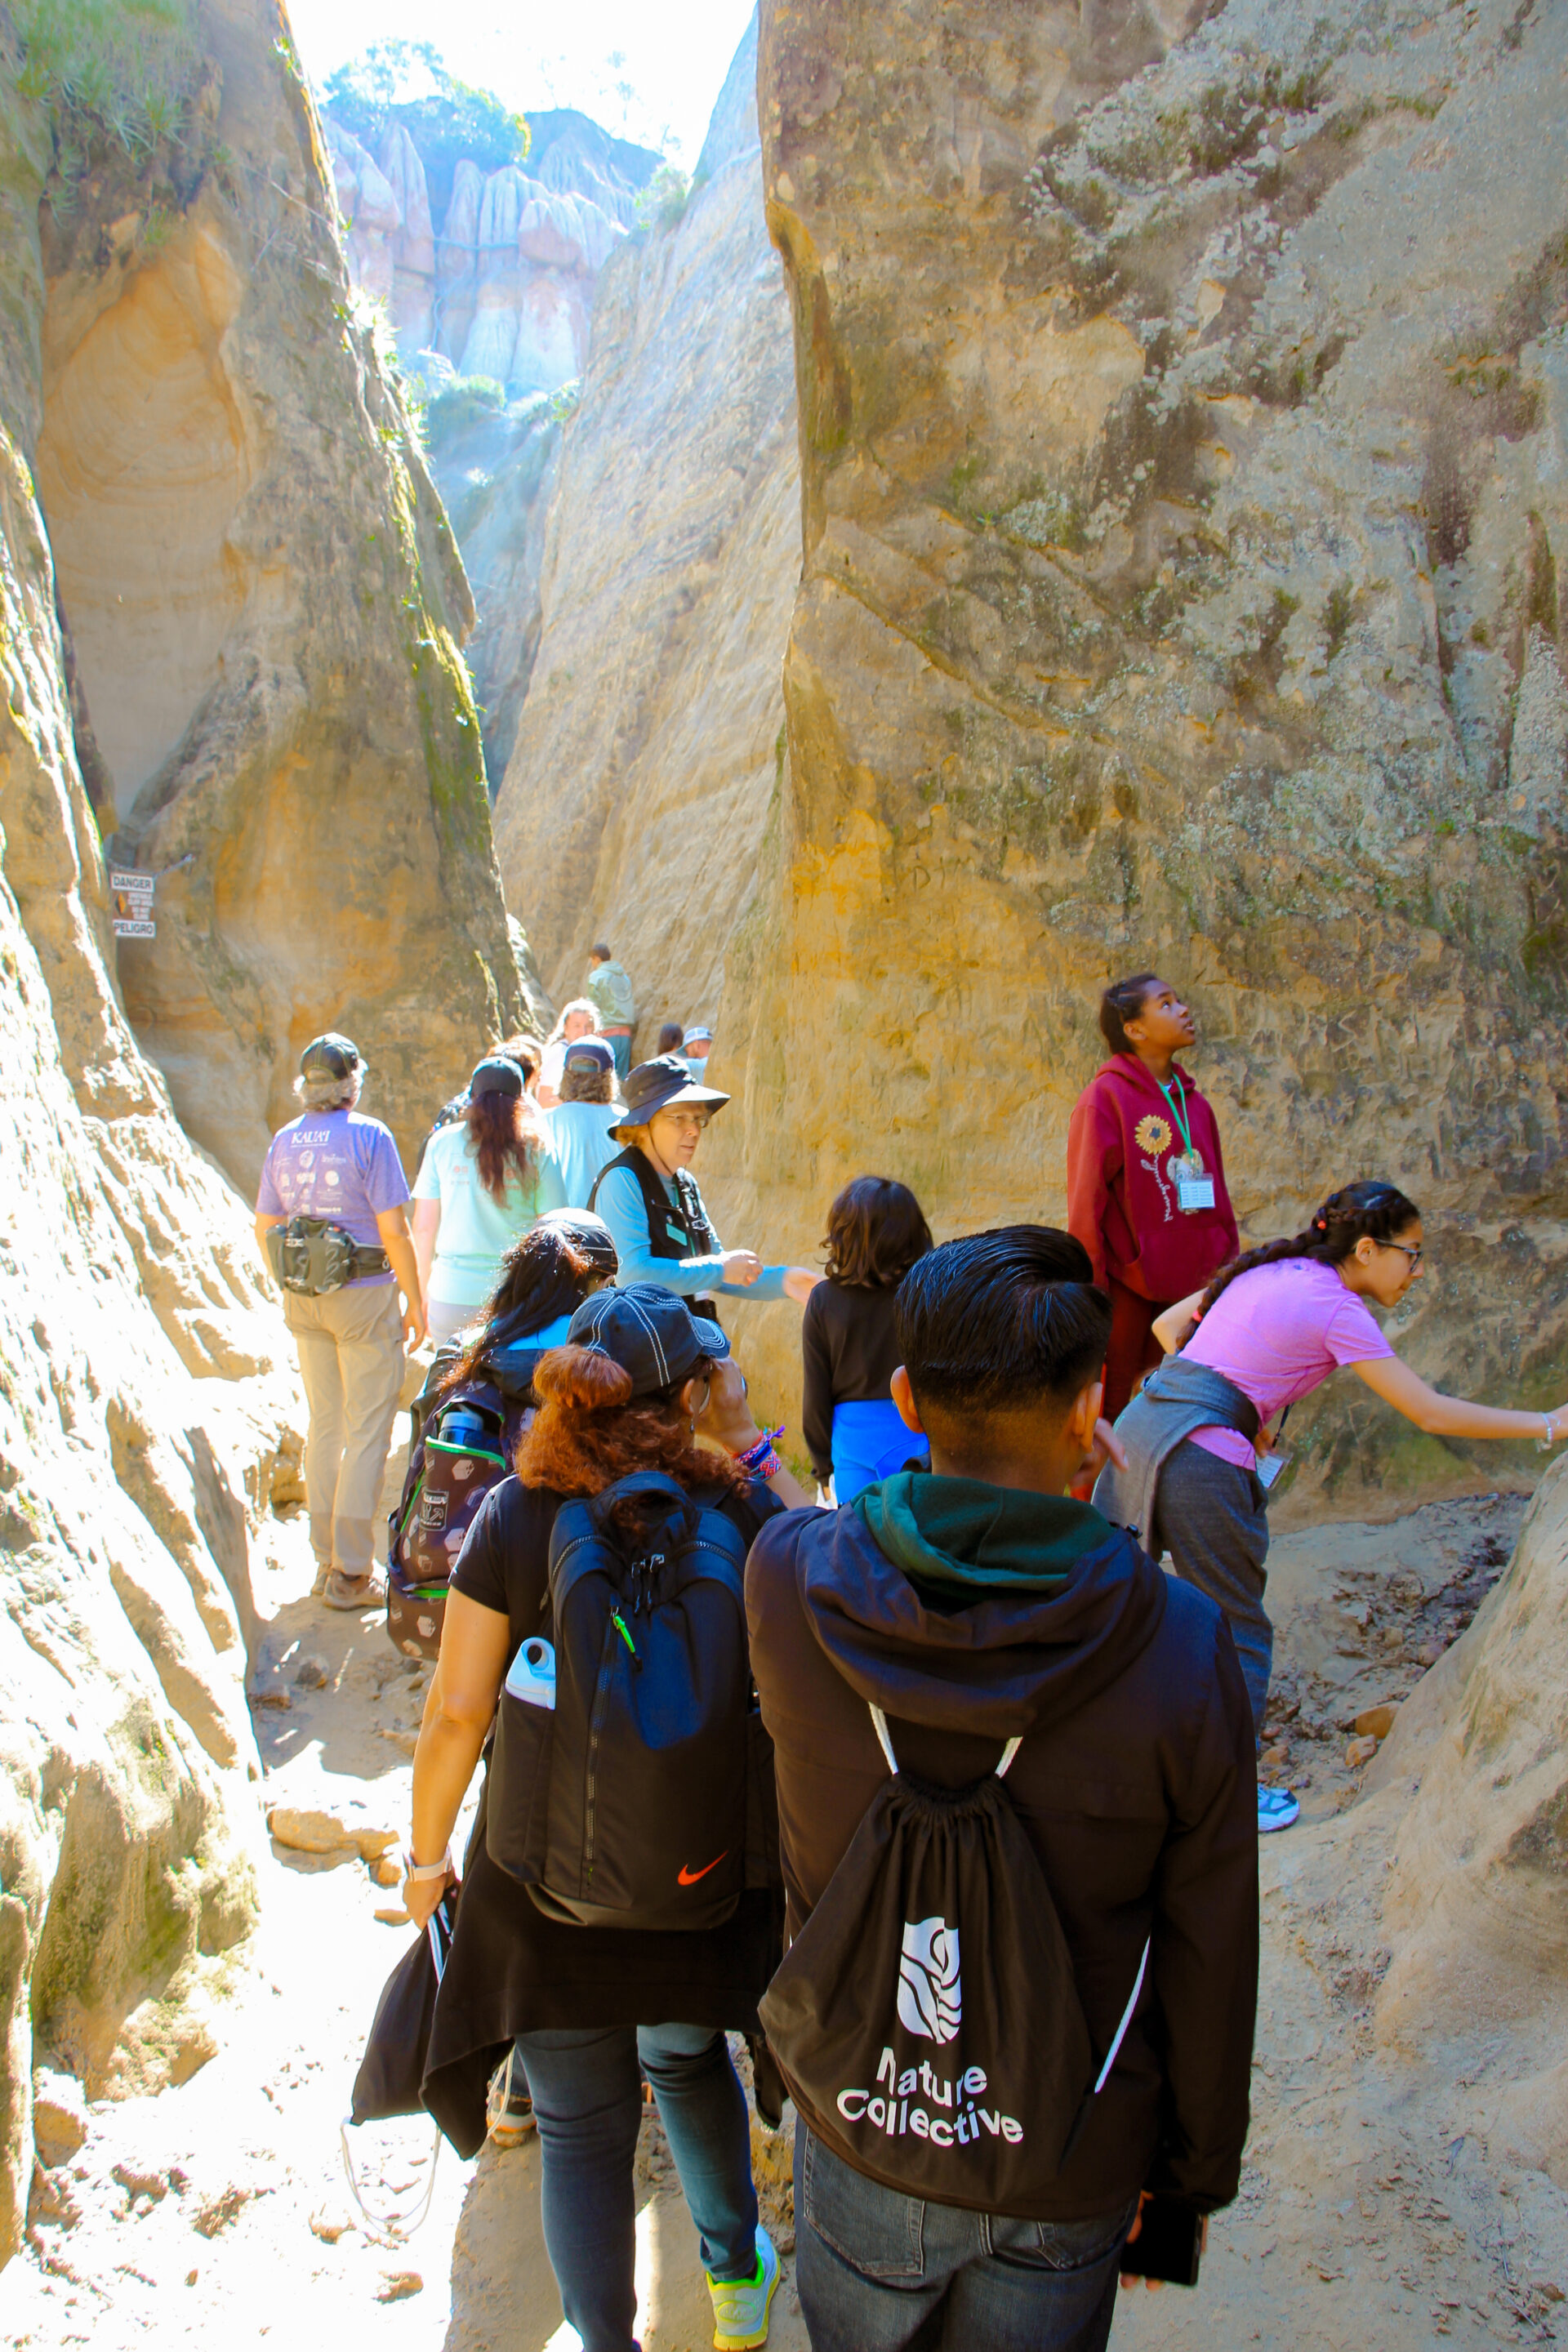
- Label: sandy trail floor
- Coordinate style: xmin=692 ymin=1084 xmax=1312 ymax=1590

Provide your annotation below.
xmin=8 ymin=1481 xmax=1567 ymax=2351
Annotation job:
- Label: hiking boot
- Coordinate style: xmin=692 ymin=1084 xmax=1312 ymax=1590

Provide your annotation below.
xmin=707 ymin=2225 xmax=779 ymax=2351
xmin=1258 ymin=1784 xmax=1300 ymax=1834
xmin=322 ymin=1568 xmax=385 ymax=1612
xmin=485 ymin=2050 xmax=536 ymax=2151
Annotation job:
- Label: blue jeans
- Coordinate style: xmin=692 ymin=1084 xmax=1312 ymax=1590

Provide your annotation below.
xmin=514 ymin=2023 xmax=759 ymax=2352
xmin=795 ymin=2127 xmax=1135 ymax=2352
xmin=601 ymin=1031 xmax=632 ymax=1079
xmin=831 ymin=1400 xmax=929 ymax=1506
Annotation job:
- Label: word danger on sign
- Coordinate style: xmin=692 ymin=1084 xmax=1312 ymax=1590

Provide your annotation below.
xmin=109 ymin=869 xmax=155 ymax=940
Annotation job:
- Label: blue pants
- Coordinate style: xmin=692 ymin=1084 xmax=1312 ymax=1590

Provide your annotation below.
xmin=795 ymin=2127 xmax=1134 ymax=2352
xmin=514 ymin=2022 xmax=758 ymax=2351
xmin=831 ymin=1399 xmax=929 ymax=1507
xmin=602 ymin=1031 xmax=632 ymax=1079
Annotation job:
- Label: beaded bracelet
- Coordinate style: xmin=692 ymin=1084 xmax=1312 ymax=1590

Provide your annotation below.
xmin=733 ymin=1423 xmax=786 ymax=1477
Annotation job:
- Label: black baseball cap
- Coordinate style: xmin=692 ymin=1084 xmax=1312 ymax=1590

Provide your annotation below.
xmin=563 ymin=1036 xmax=616 ymax=1075
xmin=470 ymin=1055 xmax=523 ymax=1098
xmin=567 ymin=1282 xmax=729 ymax=1396
xmin=300 ymin=1031 xmax=360 ymax=1080
xmin=608 ymin=1053 xmax=728 ymax=1140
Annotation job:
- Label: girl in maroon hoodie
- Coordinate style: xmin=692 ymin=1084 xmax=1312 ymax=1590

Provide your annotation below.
xmin=1067 ymin=974 xmax=1238 ymax=1421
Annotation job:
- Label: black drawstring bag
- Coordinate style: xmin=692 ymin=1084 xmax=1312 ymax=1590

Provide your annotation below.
xmin=350 ymin=1891 xmax=455 ymax=2123
xmin=760 ymin=1707 xmax=1147 ymax=2216
xmin=342 ymin=1894 xmax=456 ymax=2239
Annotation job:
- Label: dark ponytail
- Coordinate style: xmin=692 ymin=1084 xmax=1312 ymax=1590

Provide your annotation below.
xmin=1099 ymin=972 xmax=1159 ymax=1055
xmin=1196 ymin=1180 xmax=1421 ymax=1321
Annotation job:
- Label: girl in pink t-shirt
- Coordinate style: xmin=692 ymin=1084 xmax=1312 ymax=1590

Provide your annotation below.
xmin=1146 ymin=1180 xmax=1568 ymax=1833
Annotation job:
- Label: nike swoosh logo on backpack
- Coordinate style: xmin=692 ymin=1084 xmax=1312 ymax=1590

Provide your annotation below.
xmin=678 ymin=1854 xmax=728 ymax=1886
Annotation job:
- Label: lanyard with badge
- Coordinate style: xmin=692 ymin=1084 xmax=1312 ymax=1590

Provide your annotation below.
xmin=1160 ymin=1071 xmax=1217 ymax=1213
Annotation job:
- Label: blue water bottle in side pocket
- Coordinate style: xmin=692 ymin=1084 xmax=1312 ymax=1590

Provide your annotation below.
xmin=505 ymin=1636 xmax=556 ymax=1711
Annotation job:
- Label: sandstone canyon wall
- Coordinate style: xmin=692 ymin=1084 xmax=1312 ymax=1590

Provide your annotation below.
xmin=31 ymin=0 xmax=527 ymax=1194
xmin=493 ymin=15 xmax=802 ymax=1032
xmin=0 ymin=25 xmax=307 ymax=2264
xmin=696 ymin=0 xmax=1568 ymax=1507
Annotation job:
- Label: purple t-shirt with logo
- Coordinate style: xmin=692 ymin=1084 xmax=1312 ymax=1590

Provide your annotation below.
xmin=256 ymin=1108 xmax=410 ymax=1285
xmin=1183 ymin=1257 xmax=1394 ymax=1469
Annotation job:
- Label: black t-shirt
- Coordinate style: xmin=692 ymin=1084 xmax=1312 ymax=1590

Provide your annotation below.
xmin=800 ymin=1276 xmax=907 ymax=1480
xmin=425 ymin=1468 xmax=786 ymax=2156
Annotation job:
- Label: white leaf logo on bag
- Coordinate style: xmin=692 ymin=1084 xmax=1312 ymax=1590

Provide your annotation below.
xmin=898 ymin=1916 xmax=961 ymax=2043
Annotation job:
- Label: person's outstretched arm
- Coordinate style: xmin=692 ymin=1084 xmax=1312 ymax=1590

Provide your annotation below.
xmin=1152 ymin=1287 xmax=1206 ymax=1353
xmin=1354 ymin=1355 xmax=1567 ymax=1443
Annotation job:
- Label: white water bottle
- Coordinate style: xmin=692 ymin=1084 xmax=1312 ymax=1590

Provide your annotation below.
xmin=505 ymin=1636 xmax=556 ymax=1710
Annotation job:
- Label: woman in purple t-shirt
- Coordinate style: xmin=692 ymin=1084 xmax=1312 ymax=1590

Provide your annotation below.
xmin=1148 ymin=1180 xmax=1567 ymax=1833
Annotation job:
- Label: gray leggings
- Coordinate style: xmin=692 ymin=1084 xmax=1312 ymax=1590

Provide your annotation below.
xmin=1152 ymin=1439 xmax=1272 ymax=1733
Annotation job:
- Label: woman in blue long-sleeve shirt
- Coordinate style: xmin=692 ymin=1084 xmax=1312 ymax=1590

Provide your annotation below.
xmin=588 ymin=1054 xmax=819 ymax=1315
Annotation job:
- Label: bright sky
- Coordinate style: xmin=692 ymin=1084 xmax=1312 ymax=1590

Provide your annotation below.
xmin=283 ymin=0 xmax=755 ymax=168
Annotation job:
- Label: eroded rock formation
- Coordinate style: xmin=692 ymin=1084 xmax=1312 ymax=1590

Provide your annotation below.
xmin=694 ymin=0 xmax=1568 ymax=1502
xmin=324 ymin=106 xmax=658 ymax=394
xmin=0 ymin=38 xmax=304 ymax=2264
xmin=32 ymin=0 xmax=526 ymax=1194
xmin=494 ymin=16 xmax=801 ymax=1032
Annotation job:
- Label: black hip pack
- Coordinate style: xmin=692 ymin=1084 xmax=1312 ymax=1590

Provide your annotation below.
xmin=487 ymin=1471 xmax=777 ymax=1931
xmin=760 ymin=1705 xmax=1149 ymax=2215
xmin=267 ymin=1214 xmax=388 ymax=1295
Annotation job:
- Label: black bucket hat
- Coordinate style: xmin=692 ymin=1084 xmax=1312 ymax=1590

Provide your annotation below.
xmin=566 ymin=1283 xmax=729 ymax=1396
xmin=608 ymin=1053 xmax=728 ymax=1140
xmin=300 ymin=1031 xmax=360 ymax=1080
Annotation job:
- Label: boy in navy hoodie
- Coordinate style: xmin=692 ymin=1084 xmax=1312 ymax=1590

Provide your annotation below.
xmin=746 ymin=1225 xmax=1258 ymax=2352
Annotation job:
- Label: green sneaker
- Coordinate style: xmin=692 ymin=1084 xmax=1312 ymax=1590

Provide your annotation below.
xmin=707 ymin=2224 xmax=779 ymax=2350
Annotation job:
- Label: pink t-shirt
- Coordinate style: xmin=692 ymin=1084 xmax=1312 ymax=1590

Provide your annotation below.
xmin=1183 ymin=1258 xmax=1395 ymax=1470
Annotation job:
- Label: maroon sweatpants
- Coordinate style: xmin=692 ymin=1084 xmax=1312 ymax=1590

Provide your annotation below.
xmin=1102 ymin=1276 xmax=1173 ymax=1425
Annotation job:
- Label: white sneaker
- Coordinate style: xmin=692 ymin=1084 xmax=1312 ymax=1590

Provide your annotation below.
xmin=1258 ymin=1785 xmax=1300 ymax=1833
xmin=707 ymin=2224 xmax=779 ymax=2350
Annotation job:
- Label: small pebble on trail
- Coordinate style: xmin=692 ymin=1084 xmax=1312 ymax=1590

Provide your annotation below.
xmin=1344 ymin=1735 xmax=1379 ymax=1769
xmin=294 ymin=1655 xmax=331 ymax=1689
xmin=376 ymin=2271 xmax=423 ymax=2301
xmin=374 ymin=1906 xmax=411 ymax=1926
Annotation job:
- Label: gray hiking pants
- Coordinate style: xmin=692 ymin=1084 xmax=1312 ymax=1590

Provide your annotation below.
xmin=284 ymin=1281 xmax=405 ymax=1574
xmin=1152 ymin=1439 xmax=1272 ymax=1735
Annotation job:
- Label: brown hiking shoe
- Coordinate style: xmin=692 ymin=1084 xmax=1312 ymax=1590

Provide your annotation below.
xmin=322 ymin=1569 xmax=385 ymax=1612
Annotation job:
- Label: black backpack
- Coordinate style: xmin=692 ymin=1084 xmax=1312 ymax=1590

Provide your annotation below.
xmin=759 ymin=1705 xmax=1149 ymax=2212
xmin=385 ymin=1340 xmax=546 ymax=1660
xmin=487 ymin=1471 xmax=776 ymax=1930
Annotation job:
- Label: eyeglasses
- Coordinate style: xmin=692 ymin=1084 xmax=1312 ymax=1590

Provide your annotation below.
xmin=1378 ymin=1240 xmax=1423 ymax=1271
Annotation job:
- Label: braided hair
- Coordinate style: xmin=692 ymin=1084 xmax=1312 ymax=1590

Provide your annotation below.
xmin=1099 ymin=972 xmax=1159 ymax=1055
xmin=1196 ymin=1180 xmax=1420 ymax=1321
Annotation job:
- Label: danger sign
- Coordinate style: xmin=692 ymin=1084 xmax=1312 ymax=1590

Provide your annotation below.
xmin=109 ymin=868 xmax=155 ymax=938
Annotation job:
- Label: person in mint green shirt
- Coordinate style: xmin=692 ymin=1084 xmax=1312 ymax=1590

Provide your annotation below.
xmin=412 ymin=1058 xmax=565 ymax=1343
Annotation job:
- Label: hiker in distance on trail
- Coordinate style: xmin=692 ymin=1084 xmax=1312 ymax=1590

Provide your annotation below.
xmin=1095 ymin=1178 xmax=1568 ymax=1837
xmin=403 ymin=1286 xmax=811 ymax=2352
xmin=254 ymin=1032 xmax=424 ymax=1612
xmin=1067 ymin=972 xmax=1239 ymax=1423
xmin=589 ymin=1053 xmax=819 ymax=1315
xmin=747 ymin=1227 xmax=1258 ymax=2351
xmin=584 ymin=939 xmax=637 ymax=1077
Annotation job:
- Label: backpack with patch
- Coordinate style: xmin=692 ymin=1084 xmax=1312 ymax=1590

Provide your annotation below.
xmin=487 ymin=1470 xmax=776 ymax=1930
xmin=758 ymin=1705 xmax=1148 ymax=2214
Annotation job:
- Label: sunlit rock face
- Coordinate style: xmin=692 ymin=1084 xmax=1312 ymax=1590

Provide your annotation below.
xmin=325 ymin=106 xmax=658 ymax=395
xmin=31 ymin=0 xmax=526 ymax=1193
xmin=0 ymin=16 xmax=311 ymax=2265
xmin=493 ymin=15 xmax=801 ymax=1039
xmin=698 ymin=0 xmax=1568 ymax=1505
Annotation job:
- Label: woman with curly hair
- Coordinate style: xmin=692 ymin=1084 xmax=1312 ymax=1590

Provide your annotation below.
xmin=1095 ymin=1178 xmax=1568 ymax=1835
xmin=411 ymin=1057 xmax=565 ymax=1344
xmin=404 ymin=1285 xmax=806 ymax=2352
xmin=1067 ymin=972 xmax=1238 ymax=1422
xmin=801 ymin=1176 xmax=933 ymax=1503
